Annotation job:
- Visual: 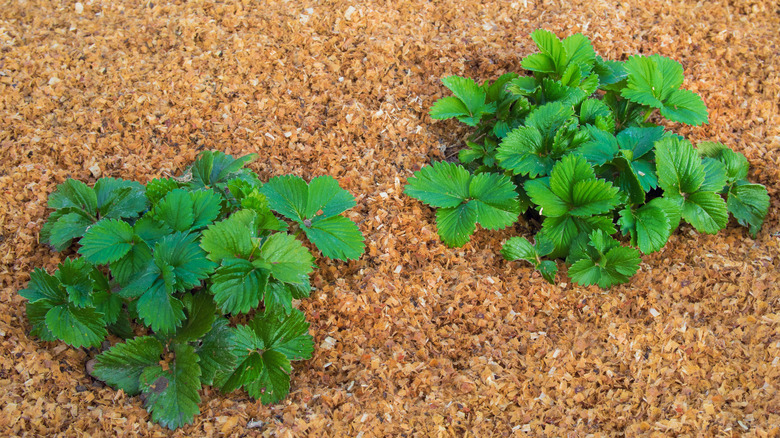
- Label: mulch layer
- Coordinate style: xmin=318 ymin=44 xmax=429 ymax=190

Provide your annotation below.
xmin=1 ymin=0 xmax=779 ymax=436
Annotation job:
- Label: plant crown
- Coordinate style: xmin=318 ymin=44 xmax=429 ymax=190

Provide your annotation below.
xmin=20 ymin=151 xmax=365 ymax=429
xmin=405 ymin=29 xmax=769 ymax=288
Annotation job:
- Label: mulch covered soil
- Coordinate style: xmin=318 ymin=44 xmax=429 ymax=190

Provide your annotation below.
xmin=1 ymin=0 xmax=779 ymax=436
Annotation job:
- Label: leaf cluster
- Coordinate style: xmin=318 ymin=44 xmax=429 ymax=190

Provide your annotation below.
xmin=407 ymin=29 xmax=769 ymax=288
xmin=20 ymin=151 xmax=364 ymax=429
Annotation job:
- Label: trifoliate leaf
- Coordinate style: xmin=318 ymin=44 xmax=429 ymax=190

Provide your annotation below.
xmin=261 ymin=175 xmax=363 ymax=260
xmin=727 ymin=182 xmax=769 ymax=238
xmin=540 ymin=214 xmax=616 ymax=259
xmin=146 ymin=178 xmax=180 ymax=205
xmin=197 ymin=318 xmax=237 ymax=387
xmin=210 ymin=258 xmax=269 ymax=315
xmin=621 ymin=54 xmax=708 ymax=125
xmin=404 ymin=161 xmax=472 ymax=208
xmin=254 ymin=308 xmax=314 ymax=361
xmin=94 ymin=178 xmax=148 ymax=219
xmin=78 ymin=219 xmax=135 ymax=264
xmin=152 ymin=189 xmax=193 ymax=232
xmin=201 ymin=209 xmax=257 ymax=263
xmin=501 ymin=234 xmax=556 ymax=282
xmin=176 ymin=293 xmax=218 ymax=342
xmin=680 ymin=191 xmax=728 ymax=234
xmin=92 ymin=336 xmax=163 ymax=395
xmin=140 ymin=343 xmax=202 ymax=430
xmin=256 ymin=233 xmax=314 ymax=284
xmin=45 ymin=304 xmax=107 ymax=348
xmin=48 ymin=179 xmax=97 ymax=214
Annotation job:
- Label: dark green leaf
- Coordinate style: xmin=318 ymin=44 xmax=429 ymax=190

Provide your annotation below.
xmin=139 ymin=343 xmax=201 ymax=430
xmin=92 ymin=336 xmax=163 ymax=395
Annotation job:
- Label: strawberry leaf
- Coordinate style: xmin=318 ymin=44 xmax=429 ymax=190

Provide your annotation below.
xmin=93 ymin=336 xmax=164 ymax=395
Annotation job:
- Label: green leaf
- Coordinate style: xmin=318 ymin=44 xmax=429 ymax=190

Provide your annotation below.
xmin=578 ymin=127 xmax=619 ymax=166
xmin=305 ymin=176 xmax=357 ymax=218
xmin=154 ymin=232 xmax=216 ymax=292
xmin=468 ymin=172 xmax=520 ymax=230
xmin=430 ymin=96 xmax=470 ymax=119
xmin=621 ymin=54 xmax=682 ymax=108
xmin=436 ymin=203 xmax=478 ymax=247
xmin=660 ymin=89 xmax=708 ymax=125
xmin=618 ymin=204 xmax=671 ymax=254
xmin=94 ymin=178 xmax=148 ymax=219
xmin=210 ymin=258 xmax=269 ymax=315
xmin=501 ymin=237 xmax=537 ymax=264
xmin=681 ymin=191 xmax=728 ymax=234
xmin=255 ymin=308 xmax=314 ymax=361
xmin=537 ymin=260 xmax=558 ymax=283
xmin=189 ymin=151 xmax=257 ymax=189
xmin=133 ymin=215 xmax=172 ymax=247
xmin=524 ymin=29 xmax=566 ymax=74
xmin=92 ymin=336 xmax=163 ymax=395
xmin=304 ymin=216 xmax=365 ymax=260
xmin=259 ymin=175 xmax=308 ymax=222
xmin=256 ymin=233 xmax=314 ymax=284
xmin=56 ymin=257 xmax=94 ymax=308
xmin=152 ymin=189 xmax=195 ymax=232
xmin=146 ymin=178 xmax=180 ymax=205
xmin=593 ymin=56 xmax=627 ymax=87
xmin=136 ymin=274 xmax=185 ymax=335
xmin=189 ymin=189 xmax=223 ymax=230
xmin=243 ymin=350 xmax=292 ymax=403
xmin=196 ymin=318 xmax=237 ymax=387
xmin=263 ymin=281 xmax=294 ymax=316
xmin=42 ymin=210 xmax=94 ymax=251
xmin=404 ymin=161 xmax=471 ymax=208
xmin=78 ymin=219 xmax=135 ymax=264
xmin=440 ymin=76 xmax=495 ymax=125
xmin=111 ymin=240 xmax=153 ymax=286
xmin=700 ymin=158 xmax=728 ymax=193
xmin=45 ymin=304 xmax=107 ymax=348
xmin=655 ymin=137 xmax=705 ymax=196
xmin=562 ymin=33 xmax=596 ymax=74
xmin=176 ymin=293 xmax=218 ymax=342
xmin=48 ymin=179 xmax=97 ymax=214
xmin=140 ymin=343 xmax=202 ymax=430
xmin=727 ymin=182 xmax=769 ymax=238
xmin=20 ymin=268 xmax=66 ymax=304
xmin=496 ymin=126 xmax=553 ymax=177
xmin=568 ymin=231 xmax=641 ymax=288
xmin=26 ymin=301 xmax=57 ymax=341
xmin=201 ymin=210 xmax=257 ymax=263
xmin=93 ymin=289 xmax=123 ymax=325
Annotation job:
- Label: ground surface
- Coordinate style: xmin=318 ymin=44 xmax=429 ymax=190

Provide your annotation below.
xmin=1 ymin=0 xmax=779 ymax=436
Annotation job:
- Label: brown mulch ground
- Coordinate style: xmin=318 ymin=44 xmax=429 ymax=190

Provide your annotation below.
xmin=1 ymin=0 xmax=779 ymax=436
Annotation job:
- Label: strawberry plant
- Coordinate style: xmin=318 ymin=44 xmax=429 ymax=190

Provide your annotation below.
xmin=19 ymin=151 xmax=364 ymax=429
xmin=406 ymin=29 xmax=769 ymax=288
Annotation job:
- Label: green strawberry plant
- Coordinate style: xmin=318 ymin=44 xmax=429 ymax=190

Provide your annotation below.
xmin=19 ymin=151 xmax=365 ymax=429
xmin=406 ymin=29 xmax=769 ymax=288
